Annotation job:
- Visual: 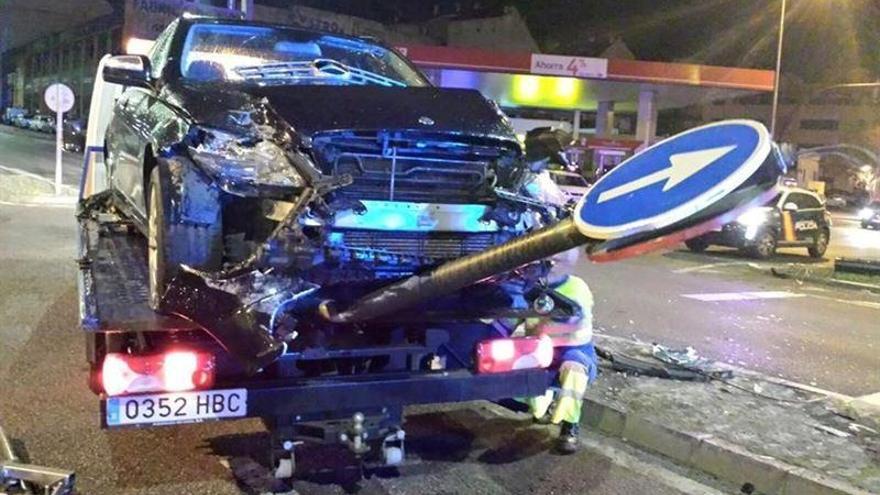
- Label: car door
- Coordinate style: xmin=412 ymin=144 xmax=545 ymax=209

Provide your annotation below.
xmin=787 ymin=193 xmax=823 ymax=242
xmin=107 ymin=89 xmax=150 ymax=216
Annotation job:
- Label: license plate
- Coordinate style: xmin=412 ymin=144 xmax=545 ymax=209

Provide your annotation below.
xmin=106 ymin=389 xmax=247 ymax=426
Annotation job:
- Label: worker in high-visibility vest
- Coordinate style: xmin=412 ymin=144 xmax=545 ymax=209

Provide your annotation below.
xmin=496 ymin=248 xmax=598 ymax=454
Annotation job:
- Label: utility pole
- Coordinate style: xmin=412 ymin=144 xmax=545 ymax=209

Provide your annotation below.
xmin=770 ymin=0 xmax=788 ymax=139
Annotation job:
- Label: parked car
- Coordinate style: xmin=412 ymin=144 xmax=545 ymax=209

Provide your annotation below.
xmin=11 ymin=113 xmax=31 ymax=128
xmin=28 ymin=114 xmax=54 ymax=133
xmin=2 ymin=107 xmax=26 ymax=126
xmin=685 ymin=187 xmax=831 ymax=259
xmin=824 ymin=190 xmax=850 ymax=209
xmin=859 ymin=201 xmax=880 ymax=229
xmin=547 ymin=169 xmax=590 ymax=203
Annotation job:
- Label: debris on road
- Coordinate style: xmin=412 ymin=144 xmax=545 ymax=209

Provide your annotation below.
xmin=0 ymin=426 xmax=75 ymax=495
xmin=586 ymin=335 xmax=880 ymax=495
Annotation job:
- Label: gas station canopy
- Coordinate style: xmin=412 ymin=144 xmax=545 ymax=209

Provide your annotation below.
xmin=402 ymin=45 xmax=775 ymax=113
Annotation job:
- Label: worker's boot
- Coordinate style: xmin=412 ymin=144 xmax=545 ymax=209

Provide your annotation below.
xmin=555 ymin=421 xmax=580 ymax=454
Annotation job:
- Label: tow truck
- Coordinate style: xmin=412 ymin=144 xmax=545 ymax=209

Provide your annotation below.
xmin=76 ymin=24 xmax=783 ymax=481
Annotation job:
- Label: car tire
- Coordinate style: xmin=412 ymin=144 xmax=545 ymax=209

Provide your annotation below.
xmin=808 ymin=229 xmax=829 ymax=258
xmin=147 ymin=165 xmax=223 ymax=311
xmin=862 ymin=222 xmax=871 ymax=230
xmin=747 ymin=231 xmax=777 ymax=259
xmin=685 ymin=237 xmax=710 ymax=253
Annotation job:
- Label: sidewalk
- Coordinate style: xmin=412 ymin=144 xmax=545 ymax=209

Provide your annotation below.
xmin=583 ymin=335 xmax=880 ymax=495
xmin=0 ymin=167 xmax=77 ymax=206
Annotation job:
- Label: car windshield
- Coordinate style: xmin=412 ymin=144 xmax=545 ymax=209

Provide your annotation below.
xmin=551 ymin=172 xmax=589 ymax=187
xmin=180 ymin=23 xmax=428 ymax=87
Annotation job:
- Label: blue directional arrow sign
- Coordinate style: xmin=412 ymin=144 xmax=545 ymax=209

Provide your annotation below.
xmin=574 ymin=119 xmax=772 ymax=240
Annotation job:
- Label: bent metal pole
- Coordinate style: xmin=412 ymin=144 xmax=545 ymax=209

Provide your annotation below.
xmin=320 ymin=217 xmax=593 ymax=323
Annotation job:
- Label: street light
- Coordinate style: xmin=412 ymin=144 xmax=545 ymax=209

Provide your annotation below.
xmin=769 ymin=0 xmax=788 ymax=139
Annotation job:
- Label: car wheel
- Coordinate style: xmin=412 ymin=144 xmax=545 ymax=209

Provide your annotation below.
xmin=147 ymin=165 xmax=223 ymax=311
xmin=685 ymin=237 xmax=710 ymax=253
xmin=808 ymin=229 xmax=829 ymax=258
xmin=747 ymin=231 xmax=777 ymax=259
xmin=862 ymin=222 xmax=871 ymax=230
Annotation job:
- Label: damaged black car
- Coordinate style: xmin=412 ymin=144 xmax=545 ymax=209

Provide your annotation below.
xmin=100 ymin=17 xmax=572 ymax=372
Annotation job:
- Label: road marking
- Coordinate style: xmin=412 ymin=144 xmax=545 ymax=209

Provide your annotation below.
xmin=0 ymin=164 xmax=58 ymax=185
xmin=681 ymin=290 xmax=805 ymax=302
xmin=0 ymin=200 xmax=75 ymax=209
xmin=673 ymin=261 xmax=750 ymax=274
xmin=597 ymin=145 xmax=736 ymax=204
xmin=808 ymin=294 xmax=880 ymax=310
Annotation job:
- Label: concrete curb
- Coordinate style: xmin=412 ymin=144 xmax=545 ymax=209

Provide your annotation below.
xmin=772 ymin=270 xmax=880 ymax=295
xmin=747 ymin=263 xmax=880 ymax=295
xmin=582 ymin=397 xmax=874 ymax=495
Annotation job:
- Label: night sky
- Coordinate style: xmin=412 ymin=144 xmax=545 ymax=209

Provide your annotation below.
xmin=515 ymin=0 xmax=880 ymax=84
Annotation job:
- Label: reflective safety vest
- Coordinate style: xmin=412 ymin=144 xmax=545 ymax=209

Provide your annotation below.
xmin=526 ymin=275 xmax=593 ymax=348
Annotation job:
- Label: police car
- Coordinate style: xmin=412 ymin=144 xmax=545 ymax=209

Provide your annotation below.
xmin=685 ymin=187 xmax=831 ymax=259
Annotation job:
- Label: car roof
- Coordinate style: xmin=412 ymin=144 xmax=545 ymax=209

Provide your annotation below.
xmin=779 ymin=186 xmax=822 ymax=199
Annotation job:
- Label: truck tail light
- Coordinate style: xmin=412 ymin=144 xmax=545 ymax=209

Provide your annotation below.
xmin=101 ymin=350 xmax=215 ymax=397
xmin=476 ymin=336 xmax=554 ymax=374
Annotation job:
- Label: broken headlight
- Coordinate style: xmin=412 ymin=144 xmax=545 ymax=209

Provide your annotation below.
xmin=189 ymin=127 xmax=305 ymax=188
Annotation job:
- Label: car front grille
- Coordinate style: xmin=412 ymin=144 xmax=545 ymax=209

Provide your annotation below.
xmin=312 ymin=131 xmax=510 ymax=203
xmin=336 ymin=230 xmax=499 ymax=261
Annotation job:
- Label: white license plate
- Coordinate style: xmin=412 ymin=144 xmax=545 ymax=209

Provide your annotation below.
xmin=106 ymin=389 xmax=247 ymax=426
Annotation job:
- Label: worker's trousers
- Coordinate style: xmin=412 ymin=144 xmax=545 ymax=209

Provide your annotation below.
xmin=527 ymin=343 xmax=598 ymax=425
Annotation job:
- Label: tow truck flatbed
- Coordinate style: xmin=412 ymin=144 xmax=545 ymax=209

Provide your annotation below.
xmin=78 ymin=194 xmax=552 ymax=433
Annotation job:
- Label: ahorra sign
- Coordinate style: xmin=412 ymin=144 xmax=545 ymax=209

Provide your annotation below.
xmin=530 ymin=54 xmax=608 ymax=79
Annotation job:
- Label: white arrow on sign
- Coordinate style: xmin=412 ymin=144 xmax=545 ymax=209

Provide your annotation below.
xmin=596 ymin=145 xmax=738 ymax=204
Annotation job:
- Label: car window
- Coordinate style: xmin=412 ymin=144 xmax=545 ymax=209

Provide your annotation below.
xmin=179 ymin=23 xmax=428 ymax=87
xmin=550 ymin=173 xmax=588 ymax=187
xmin=789 ymin=193 xmax=822 ymax=209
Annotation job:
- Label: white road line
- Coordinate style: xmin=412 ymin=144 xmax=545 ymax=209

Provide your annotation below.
xmin=0 ymin=199 xmax=75 ymax=209
xmin=673 ymin=261 xmax=750 ymax=274
xmin=0 ymin=164 xmax=56 ymax=185
xmin=681 ymin=290 xmax=806 ymax=302
xmin=809 ymin=294 xmax=880 ymax=310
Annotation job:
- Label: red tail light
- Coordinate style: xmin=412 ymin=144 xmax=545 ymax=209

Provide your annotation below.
xmin=101 ymin=350 xmax=215 ymax=396
xmin=476 ymin=336 xmax=554 ymax=374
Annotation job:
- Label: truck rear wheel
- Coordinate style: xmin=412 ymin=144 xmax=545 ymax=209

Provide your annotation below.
xmin=147 ymin=165 xmax=222 ymax=311
xmin=746 ymin=231 xmax=777 ymax=259
xmin=685 ymin=237 xmax=709 ymax=253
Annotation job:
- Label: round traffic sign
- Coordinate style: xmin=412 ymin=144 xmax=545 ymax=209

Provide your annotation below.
xmin=574 ymin=119 xmax=772 ymax=240
xmin=44 ymin=83 xmax=75 ymax=113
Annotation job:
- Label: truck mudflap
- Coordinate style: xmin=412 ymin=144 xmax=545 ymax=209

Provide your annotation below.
xmin=100 ymin=368 xmax=553 ymax=428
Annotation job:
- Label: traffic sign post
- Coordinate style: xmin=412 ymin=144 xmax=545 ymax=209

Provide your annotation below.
xmin=574 ymin=119 xmax=773 ymax=241
xmin=44 ymin=83 xmax=75 ymax=196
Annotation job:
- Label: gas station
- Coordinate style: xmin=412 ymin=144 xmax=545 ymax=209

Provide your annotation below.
xmin=400 ymin=44 xmax=775 ymax=174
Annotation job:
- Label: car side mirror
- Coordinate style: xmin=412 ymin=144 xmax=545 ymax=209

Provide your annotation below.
xmin=103 ymin=55 xmax=153 ymax=89
xmin=783 ymin=202 xmax=798 ymax=212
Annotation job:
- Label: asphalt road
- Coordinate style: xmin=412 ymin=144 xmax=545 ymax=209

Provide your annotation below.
xmin=0 ymin=204 xmax=728 ymax=495
xmin=0 ymin=124 xmax=83 ymax=186
xmin=577 ymin=249 xmax=880 ymax=396
xmin=1 ymin=129 xmax=878 ymax=493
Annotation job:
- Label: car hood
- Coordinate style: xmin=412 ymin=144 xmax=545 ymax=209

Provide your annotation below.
xmin=168 ymin=83 xmax=518 ymax=144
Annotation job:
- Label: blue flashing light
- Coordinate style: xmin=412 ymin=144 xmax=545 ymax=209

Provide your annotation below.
xmin=328 ymin=232 xmax=344 ymax=245
xmin=332 ymin=200 xmax=497 ymax=232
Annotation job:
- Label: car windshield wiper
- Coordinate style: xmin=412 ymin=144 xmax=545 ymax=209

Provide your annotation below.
xmin=234 ymin=59 xmax=407 ymax=87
